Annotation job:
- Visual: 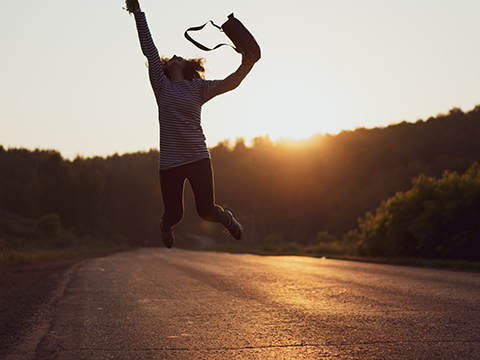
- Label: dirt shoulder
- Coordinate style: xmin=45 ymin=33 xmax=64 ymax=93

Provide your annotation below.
xmin=0 ymin=258 xmax=86 ymax=358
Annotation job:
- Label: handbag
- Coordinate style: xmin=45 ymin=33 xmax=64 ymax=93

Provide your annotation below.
xmin=184 ymin=13 xmax=261 ymax=63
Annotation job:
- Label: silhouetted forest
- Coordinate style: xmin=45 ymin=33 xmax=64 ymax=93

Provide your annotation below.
xmin=1 ymin=105 xmax=480 ymax=260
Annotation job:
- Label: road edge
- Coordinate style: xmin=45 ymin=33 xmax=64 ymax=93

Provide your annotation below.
xmin=3 ymin=259 xmax=88 ymax=360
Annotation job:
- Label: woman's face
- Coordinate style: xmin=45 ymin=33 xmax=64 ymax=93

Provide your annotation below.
xmin=167 ymin=55 xmax=186 ymax=71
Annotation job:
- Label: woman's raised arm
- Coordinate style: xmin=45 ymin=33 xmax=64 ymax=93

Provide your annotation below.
xmin=127 ymin=1 xmax=165 ymax=92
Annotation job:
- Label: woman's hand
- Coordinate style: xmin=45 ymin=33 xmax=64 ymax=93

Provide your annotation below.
xmin=124 ymin=0 xmax=141 ymax=14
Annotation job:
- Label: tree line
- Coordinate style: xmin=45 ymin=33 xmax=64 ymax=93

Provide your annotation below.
xmin=1 ymin=105 xmax=480 ymax=260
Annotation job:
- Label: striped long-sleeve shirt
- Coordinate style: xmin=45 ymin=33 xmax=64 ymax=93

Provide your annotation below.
xmin=134 ymin=12 xmax=254 ymax=170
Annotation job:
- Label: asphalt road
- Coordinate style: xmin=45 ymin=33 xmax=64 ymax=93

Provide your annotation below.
xmin=6 ymin=249 xmax=480 ymax=359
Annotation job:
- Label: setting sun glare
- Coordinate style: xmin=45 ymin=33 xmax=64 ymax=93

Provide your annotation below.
xmin=244 ymin=79 xmax=343 ymax=141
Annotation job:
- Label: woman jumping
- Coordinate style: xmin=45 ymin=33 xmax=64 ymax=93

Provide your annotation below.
xmin=125 ymin=0 xmax=257 ymax=248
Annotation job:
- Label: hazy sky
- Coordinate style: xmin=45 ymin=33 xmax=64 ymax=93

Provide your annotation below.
xmin=1 ymin=0 xmax=479 ymax=159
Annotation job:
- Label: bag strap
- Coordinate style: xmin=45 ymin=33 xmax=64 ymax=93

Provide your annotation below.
xmin=184 ymin=21 xmax=235 ymax=52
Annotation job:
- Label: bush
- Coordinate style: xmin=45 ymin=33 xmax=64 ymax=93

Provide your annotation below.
xmin=36 ymin=213 xmax=61 ymax=239
xmin=303 ymin=231 xmax=357 ymax=256
xmin=316 ymin=231 xmax=337 ymax=244
xmin=343 ymin=229 xmax=360 ymax=244
xmin=263 ymin=233 xmax=284 ymax=252
xmin=357 ymin=162 xmax=480 ymax=261
xmin=281 ymin=241 xmax=304 ymax=254
xmin=306 ymin=240 xmax=352 ymax=256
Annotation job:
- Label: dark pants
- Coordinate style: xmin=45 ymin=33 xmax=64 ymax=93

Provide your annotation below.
xmin=159 ymin=158 xmax=228 ymax=229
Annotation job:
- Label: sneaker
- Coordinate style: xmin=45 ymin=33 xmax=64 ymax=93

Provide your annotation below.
xmin=224 ymin=209 xmax=243 ymax=240
xmin=160 ymin=221 xmax=175 ymax=248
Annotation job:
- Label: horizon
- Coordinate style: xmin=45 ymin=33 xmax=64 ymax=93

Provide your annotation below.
xmin=2 ymin=102 xmax=477 ymax=160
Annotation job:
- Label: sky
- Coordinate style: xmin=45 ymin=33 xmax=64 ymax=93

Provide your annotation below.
xmin=1 ymin=0 xmax=479 ymax=159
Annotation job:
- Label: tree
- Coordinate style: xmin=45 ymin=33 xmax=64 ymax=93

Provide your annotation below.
xmin=358 ymin=163 xmax=480 ymax=261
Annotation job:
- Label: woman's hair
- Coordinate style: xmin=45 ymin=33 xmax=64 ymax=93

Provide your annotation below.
xmin=161 ymin=57 xmax=206 ymax=81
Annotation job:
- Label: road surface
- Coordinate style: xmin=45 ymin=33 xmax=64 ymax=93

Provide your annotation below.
xmin=6 ymin=249 xmax=480 ymax=359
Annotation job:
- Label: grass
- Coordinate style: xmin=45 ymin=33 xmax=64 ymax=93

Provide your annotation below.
xmin=348 ymin=256 xmax=480 ymax=272
xmin=0 ymin=244 xmax=130 ymax=264
xmin=199 ymin=240 xmax=480 ymax=272
xmin=0 ymin=210 xmax=129 ymax=264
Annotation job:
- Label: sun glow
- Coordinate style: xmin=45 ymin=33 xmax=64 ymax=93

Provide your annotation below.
xmin=241 ymin=79 xmax=344 ymax=142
